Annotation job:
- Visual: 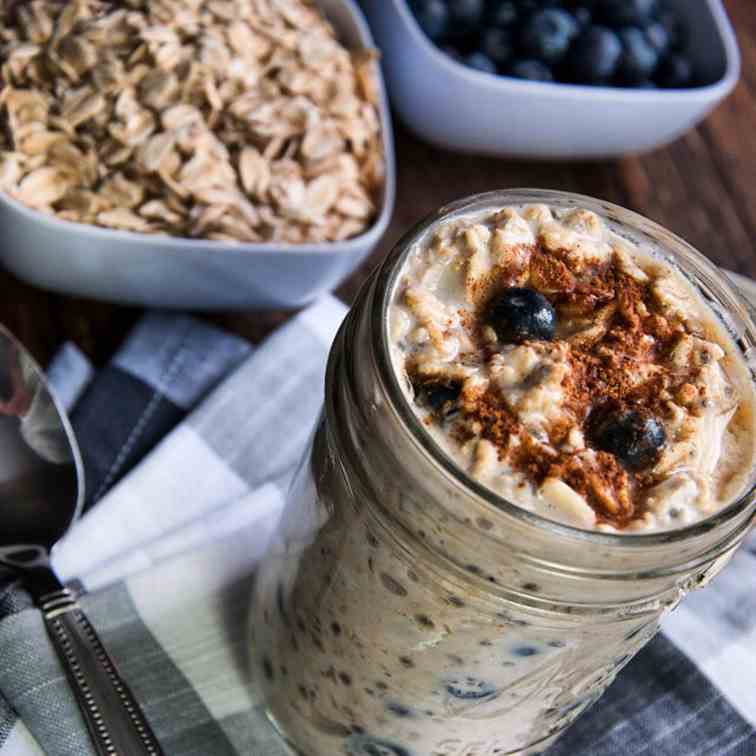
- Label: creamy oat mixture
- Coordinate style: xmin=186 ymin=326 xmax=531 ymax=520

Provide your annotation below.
xmin=390 ymin=204 xmax=756 ymax=532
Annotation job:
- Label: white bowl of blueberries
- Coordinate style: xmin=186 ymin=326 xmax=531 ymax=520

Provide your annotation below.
xmin=358 ymin=0 xmax=740 ymax=158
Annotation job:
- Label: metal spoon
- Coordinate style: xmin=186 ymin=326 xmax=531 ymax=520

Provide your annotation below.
xmin=0 ymin=324 xmax=163 ymax=756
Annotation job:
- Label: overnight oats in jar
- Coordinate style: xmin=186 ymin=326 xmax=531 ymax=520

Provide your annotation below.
xmin=252 ymin=191 xmax=756 ymax=756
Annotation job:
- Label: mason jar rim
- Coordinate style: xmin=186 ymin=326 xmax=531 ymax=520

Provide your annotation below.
xmin=370 ymin=188 xmax=756 ymax=549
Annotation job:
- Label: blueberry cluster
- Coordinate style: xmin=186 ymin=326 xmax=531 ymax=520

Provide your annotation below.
xmin=409 ymin=0 xmax=694 ymax=88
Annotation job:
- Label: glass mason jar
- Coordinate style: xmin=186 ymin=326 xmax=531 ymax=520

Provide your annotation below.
xmin=252 ymin=191 xmax=756 ymax=756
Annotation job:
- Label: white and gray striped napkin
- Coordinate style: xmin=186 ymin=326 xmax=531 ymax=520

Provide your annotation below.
xmin=0 ymin=291 xmax=753 ymax=756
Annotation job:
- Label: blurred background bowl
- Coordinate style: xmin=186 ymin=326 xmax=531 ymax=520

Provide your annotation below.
xmin=0 ymin=0 xmax=396 ymax=311
xmin=358 ymin=0 xmax=739 ymax=158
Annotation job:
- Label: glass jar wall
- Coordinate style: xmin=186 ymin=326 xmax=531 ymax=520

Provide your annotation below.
xmin=252 ymin=191 xmax=756 ymax=756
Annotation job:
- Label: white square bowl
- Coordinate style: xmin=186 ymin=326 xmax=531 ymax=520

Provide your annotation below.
xmin=359 ymin=0 xmax=739 ymax=158
xmin=0 ymin=0 xmax=396 ymax=310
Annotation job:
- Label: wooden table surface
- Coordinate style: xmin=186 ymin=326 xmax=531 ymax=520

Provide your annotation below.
xmin=1 ymin=0 xmax=755 ymax=366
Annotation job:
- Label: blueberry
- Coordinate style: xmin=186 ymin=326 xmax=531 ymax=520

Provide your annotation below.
xmin=465 ymin=51 xmax=498 ymax=73
xmin=445 ymin=676 xmax=497 ymax=700
xmin=484 ymin=0 xmax=519 ymax=28
xmin=450 ymin=32 xmax=483 ymax=55
xmin=512 ymin=645 xmax=540 ymax=657
xmin=658 ymin=10 xmax=687 ymax=51
xmin=413 ymin=382 xmax=460 ymax=417
xmin=446 ymin=0 xmax=485 ymax=37
xmin=507 ymin=59 xmax=554 ymax=81
xmin=644 ymin=21 xmax=670 ymax=55
xmin=344 ymin=735 xmax=412 ymax=756
xmin=520 ymin=9 xmax=579 ymax=64
xmin=481 ymin=27 xmax=515 ymax=67
xmin=594 ymin=0 xmax=658 ymax=28
xmin=409 ymin=0 xmax=449 ymax=41
xmin=655 ymin=53 xmax=693 ymax=88
xmin=386 ymin=702 xmax=414 ymax=717
xmin=513 ymin=0 xmax=541 ymax=17
xmin=616 ymin=27 xmax=658 ymax=84
xmin=588 ymin=409 xmax=666 ymax=470
xmin=487 ymin=287 xmax=556 ymax=342
xmin=572 ymin=7 xmax=592 ymax=28
xmin=564 ymin=25 xmax=622 ymax=83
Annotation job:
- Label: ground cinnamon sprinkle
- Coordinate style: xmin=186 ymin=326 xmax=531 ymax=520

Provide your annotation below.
xmin=410 ymin=239 xmax=703 ymax=529
xmin=529 ymin=250 xmax=575 ymax=294
xmin=466 ymin=252 xmax=534 ymax=306
xmin=553 ymin=260 xmax=616 ymax=317
xmin=462 ymin=388 xmax=519 ymax=453
xmin=508 ymin=432 xmax=557 ymax=482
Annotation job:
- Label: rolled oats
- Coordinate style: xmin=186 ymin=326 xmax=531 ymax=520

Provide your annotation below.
xmin=0 ymin=0 xmax=385 ymax=243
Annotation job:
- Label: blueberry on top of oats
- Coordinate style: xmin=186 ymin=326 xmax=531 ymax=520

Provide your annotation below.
xmin=427 ymin=384 xmax=462 ymax=411
xmin=487 ymin=287 xmax=557 ymax=343
xmin=413 ymin=381 xmax=461 ymax=417
xmin=588 ymin=409 xmax=666 ymax=471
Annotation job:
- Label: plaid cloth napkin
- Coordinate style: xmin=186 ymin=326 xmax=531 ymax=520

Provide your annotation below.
xmin=0 ymin=293 xmax=754 ymax=756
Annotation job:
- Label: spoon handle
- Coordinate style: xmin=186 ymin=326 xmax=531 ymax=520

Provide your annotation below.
xmin=41 ymin=588 xmax=164 ymax=756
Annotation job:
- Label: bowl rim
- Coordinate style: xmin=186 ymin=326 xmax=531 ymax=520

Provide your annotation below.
xmin=0 ymin=0 xmax=397 ymax=258
xmin=392 ymin=0 xmax=741 ymax=102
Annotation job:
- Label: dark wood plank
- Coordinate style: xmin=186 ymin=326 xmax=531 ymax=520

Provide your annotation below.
xmin=0 ymin=268 xmax=58 ymax=364
xmin=700 ymin=2 xmax=756 ymax=251
xmin=0 ymin=0 xmax=754 ymax=364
